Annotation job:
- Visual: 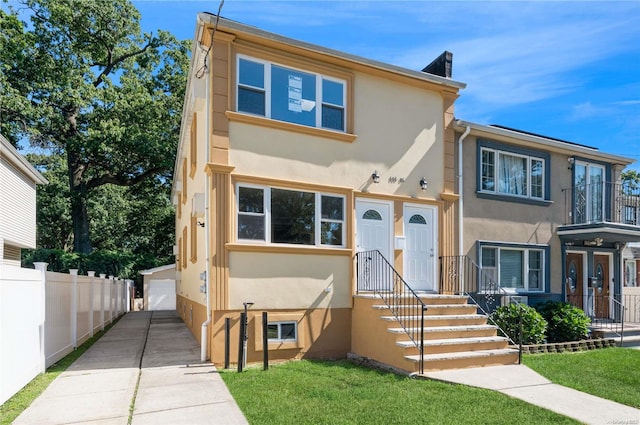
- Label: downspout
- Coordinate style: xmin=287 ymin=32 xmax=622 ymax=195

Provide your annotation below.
xmin=457 ymin=121 xmax=471 ymax=294
xmin=200 ymin=41 xmax=212 ymax=362
xmin=457 ymin=121 xmax=471 ymax=257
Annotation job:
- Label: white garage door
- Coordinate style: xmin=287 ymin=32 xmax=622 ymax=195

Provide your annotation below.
xmin=148 ymin=279 xmax=176 ymax=311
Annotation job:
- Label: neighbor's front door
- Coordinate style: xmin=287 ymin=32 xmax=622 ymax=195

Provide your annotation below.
xmin=565 ymin=252 xmax=584 ymax=309
xmin=593 ymin=254 xmax=610 ymax=318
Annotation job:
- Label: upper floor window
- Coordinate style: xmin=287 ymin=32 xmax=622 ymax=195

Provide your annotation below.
xmin=237 ymin=184 xmax=345 ymax=247
xmin=237 ymin=55 xmax=346 ymax=132
xmin=480 ymin=243 xmax=546 ymax=292
xmin=573 ymin=161 xmax=606 ymax=223
xmin=480 ymin=144 xmax=546 ymax=201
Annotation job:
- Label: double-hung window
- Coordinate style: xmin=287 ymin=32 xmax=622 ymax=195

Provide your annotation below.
xmin=480 ymin=244 xmax=545 ymax=292
xmin=237 ymin=185 xmax=345 ymax=247
xmin=237 ymin=55 xmax=346 ymax=132
xmin=479 ymin=141 xmax=548 ymax=202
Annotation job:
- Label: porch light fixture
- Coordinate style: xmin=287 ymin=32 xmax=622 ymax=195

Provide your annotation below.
xmin=419 ymin=177 xmax=428 ymax=190
xmin=371 ymin=171 xmax=380 ymax=184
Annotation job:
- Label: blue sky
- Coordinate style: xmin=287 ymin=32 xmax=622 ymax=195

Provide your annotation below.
xmin=6 ymin=0 xmax=640 ymax=170
xmin=132 ymin=0 xmax=640 ymax=170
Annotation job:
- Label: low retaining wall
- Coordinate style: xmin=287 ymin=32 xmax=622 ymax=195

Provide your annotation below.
xmin=516 ymin=338 xmax=617 ymax=354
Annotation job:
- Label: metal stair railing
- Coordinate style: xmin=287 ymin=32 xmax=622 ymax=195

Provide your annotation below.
xmin=440 ymin=255 xmax=523 ymax=362
xmin=356 ymin=250 xmax=428 ymax=374
xmin=571 ymin=294 xmax=627 ymax=345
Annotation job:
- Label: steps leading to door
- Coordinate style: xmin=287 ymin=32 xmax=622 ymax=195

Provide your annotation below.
xmin=351 ymin=294 xmax=519 ymax=374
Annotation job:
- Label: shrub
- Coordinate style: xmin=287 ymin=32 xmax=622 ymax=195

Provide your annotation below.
xmin=490 ymin=303 xmax=547 ymax=345
xmin=536 ymin=301 xmax=591 ymax=343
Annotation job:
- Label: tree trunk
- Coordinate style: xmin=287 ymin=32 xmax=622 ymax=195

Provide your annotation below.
xmin=67 ymin=147 xmax=92 ymax=254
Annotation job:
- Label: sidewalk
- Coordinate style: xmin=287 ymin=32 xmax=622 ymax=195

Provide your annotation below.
xmin=13 ymin=311 xmax=249 ymax=425
xmin=426 ymin=364 xmax=640 ymax=425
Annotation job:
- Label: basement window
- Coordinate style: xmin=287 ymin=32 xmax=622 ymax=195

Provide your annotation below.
xmin=267 ymin=321 xmax=297 ymax=342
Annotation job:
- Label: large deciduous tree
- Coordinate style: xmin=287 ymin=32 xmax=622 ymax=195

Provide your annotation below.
xmin=1 ymin=0 xmax=188 ymax=253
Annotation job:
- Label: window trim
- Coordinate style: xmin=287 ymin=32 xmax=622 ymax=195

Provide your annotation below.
xmin=236 ymin=183 xmax=346 ymax=248
xmin=476 ymin=140 xmax=551 ymax=205
xmin=477 ymin=241 xmax=550 ymax=293
xmin=190 ymin=216 xmax=198 ymax=263
xmin=236 ymin=54 xmax=347 ymax=133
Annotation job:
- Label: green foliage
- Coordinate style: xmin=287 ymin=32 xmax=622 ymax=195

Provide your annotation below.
xmin=21 ymin=248 xmax=167 ymax=281
xmin=535 ymin=302 xmax=591 ymax=343
xmin=1 ymin=0 xmax=189 ymax=253
xmin=490 ymin=303 xmax=547 ymax=345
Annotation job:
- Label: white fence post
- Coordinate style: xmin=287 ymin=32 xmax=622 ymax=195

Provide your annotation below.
xmin=69 ymin=269 xmax=78 ymax=348
xmin=33 ymin=262 xmax=48 ymax=374
xmin=88 ymin=271 xmax=95 ymax=337
xmin=109 ymin=275 xmax=114 ymax=323
xmin=100 ymin=273 xmax=106 ymax=330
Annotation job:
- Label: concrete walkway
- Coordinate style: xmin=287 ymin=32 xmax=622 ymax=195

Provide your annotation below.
xmin=13 ymin=311 xmax=248 ymax=425
xmin=426 ymin=364 xmax=640 ymax=425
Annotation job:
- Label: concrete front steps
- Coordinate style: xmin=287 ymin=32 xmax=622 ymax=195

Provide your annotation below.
xmin=591 ymin=323 xmax=640 ymax=348
xmin=351 ymin=294 xmax=519 ymax=374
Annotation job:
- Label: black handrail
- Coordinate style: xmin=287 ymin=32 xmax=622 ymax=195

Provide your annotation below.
xmin=567 ymin=293 xmax=626 ymax=344
xmin=356 ymin=250 xmax=427 ymax=374
xmin=440 ymin=255 xmax=522 ymax=360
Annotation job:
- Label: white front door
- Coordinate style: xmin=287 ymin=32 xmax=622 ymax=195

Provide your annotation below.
xmin=404 ymin=205 xmax=437 ymax=292
xmin=355 ymin=200 xmax=392 ymax=260
xmin=356 ymin=200 xmax=393 ymax=291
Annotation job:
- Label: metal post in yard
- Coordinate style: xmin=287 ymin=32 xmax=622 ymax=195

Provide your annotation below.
xmin=242 ymin=302 xmax=253 ymax=370
xmin=262 ymin=312 xmax=269 ymax=371
xmin=518 ymin=304 xmax=524 ymax=365
xmin=224 ymin=317 xmax=230 ymax=369
xmin=237 ymin=312 xmax=246 ymax=372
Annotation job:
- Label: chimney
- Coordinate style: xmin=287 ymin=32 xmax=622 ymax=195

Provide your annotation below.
xmin=422 ymin=51 xmax=452 ymax=78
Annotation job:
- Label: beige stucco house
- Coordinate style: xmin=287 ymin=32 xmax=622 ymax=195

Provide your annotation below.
xmin=0 ymin=134 xmax=48 ymax=266
xmin=173 ymin=14 xmax=527 ymax=373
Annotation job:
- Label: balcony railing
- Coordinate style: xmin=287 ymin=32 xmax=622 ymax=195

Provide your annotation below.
xmin=562 ymin=181 xmax=640 ymax=226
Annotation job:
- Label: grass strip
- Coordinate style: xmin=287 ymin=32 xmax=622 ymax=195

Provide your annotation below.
xmin=0 ymin=317 xmax=122 ymax=425
xmin=221 ymin=359 xmax=580 ymax=425
xmin=523 ymin=347 xmax=640 ymax=408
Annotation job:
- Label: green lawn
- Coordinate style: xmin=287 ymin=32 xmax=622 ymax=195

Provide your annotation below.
xmin=221 ymin=360 xmax=579 ymax=425
xmin=523 ymin=347 xmax=640 ymax=409
xmin=0 ymin=319 xmax=119 ymax=425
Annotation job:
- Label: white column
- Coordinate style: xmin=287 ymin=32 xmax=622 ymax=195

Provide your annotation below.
xmin=33 ymin=262 xmax=48 ymax=373
xmin=69 ymin=269 xmax=78 ymax=348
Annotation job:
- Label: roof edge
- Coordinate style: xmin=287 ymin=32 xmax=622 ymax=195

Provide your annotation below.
xmin=454 ymin=119 xmax=635 ymax=166
xmin=0 ymin=134 xmax=49 ymax=185
xmin=198 ymin=13 xmax=466 ymax=90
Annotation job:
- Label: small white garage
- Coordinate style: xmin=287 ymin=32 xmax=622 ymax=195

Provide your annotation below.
xmin=139 ymin=264 xmax=176 ymax=311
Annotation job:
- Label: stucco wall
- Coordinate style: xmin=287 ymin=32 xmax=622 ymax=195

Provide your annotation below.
xmin=229 ymin=71 xmax=445 ymax=199
xmin=461 ymin=135 xmax=573 ymax=296
xmin=228 ymin=252 xmax=351 ymax=310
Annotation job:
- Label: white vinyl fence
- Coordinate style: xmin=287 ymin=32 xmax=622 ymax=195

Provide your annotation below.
xmin=0 ymin=263 xmax=133 ymax=404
